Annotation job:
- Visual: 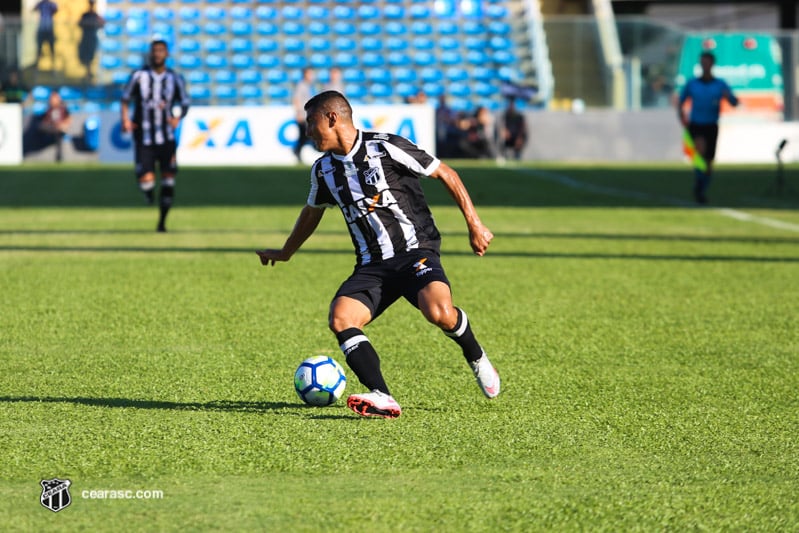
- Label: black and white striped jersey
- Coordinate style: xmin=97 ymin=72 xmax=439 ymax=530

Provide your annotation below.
xmin=121 ymin=66 xmax=190 ymax=146
xmin=308 ymin=130 xmax=442 ymax=266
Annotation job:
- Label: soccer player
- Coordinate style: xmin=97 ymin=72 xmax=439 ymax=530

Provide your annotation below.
xmin=677 ymin=51 xmax=739 ymax=204
xmin=256 ymin=91 xmax=500 ymax=419
xmin=120 ymin=40 xmax=190 ymax=232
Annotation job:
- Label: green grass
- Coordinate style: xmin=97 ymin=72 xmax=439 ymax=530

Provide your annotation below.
xmin=1 ymin=162 xmax=799 ymax=531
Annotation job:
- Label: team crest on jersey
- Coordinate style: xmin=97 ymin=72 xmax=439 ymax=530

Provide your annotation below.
xmin=363 ymin=167 xmax=380 ymax=185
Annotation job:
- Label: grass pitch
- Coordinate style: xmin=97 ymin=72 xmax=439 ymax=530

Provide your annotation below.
xmin=1 ymin=162 xmax=798 ymax=531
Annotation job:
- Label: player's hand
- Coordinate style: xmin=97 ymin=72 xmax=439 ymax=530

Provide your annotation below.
xmin=469 ymin=225 xmax=493 ymax=256
xmin=169 ymin=117 xmax=181 ymax=129
xmin=256 ymin=248 xmax=291 ymax=267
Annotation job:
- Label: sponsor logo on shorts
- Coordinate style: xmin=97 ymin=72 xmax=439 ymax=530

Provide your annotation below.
xmin=413 ymin=258 xmax=433 ymax=277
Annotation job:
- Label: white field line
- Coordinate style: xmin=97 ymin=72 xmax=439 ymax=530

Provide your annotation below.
xmin=519 ymin=168 xmax=799 ymax=234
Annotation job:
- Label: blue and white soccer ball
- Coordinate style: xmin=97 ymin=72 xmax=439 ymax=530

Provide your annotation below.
xmin=293 ymin=356 xmax=347 ymax=406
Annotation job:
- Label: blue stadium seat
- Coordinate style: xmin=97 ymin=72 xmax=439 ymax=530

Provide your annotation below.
xmin=367 ymin=68 xmax=391 ymax=84
xmin=357 ymin=5 xmax=379 ymax=19
xmin=384 ymin=5 xmax=404 ymax=19
xmin=214 ymin=85 xmax=237 ymax=100
xmin=358 ymin=37 xmax=380 ymax=52
xmin=433 ymin=0 xmax=456 ymax=17
xmin=240 ymin=86 xmax=263 ymax=100
xmin=411 ymin=21 xmax=432 ymax=35
xmin=309 ymin=38 xmax=331 ymax=52
xmin=490 ymin=36 xmax=513 ymax=50
xmin=333 ymin=22 xmax=356 ymax=35
xmin=285 ymin=38 xmax=305 ymax=53
xmin=283 ymin=54 xmax=306 ymax=69
xmin=266 ymin=69 xmax=288 ymax=84
xmin=445 ymin=67 xmax=469 ymax=82
xmin=493 ymin=50 xmax=516 ymax=64
xmin=344 ymin=84 xmax=366 ymax=101
xmin=486 ymin=4 xmax=509 ymax=18
xmin=100 ymin=56 xmax=122 ymax=69
xmin=409 ymin=5 xmax=430 ymax=18
xmin=111 ymin=70 xmax=130 ymax=84
xmin=179 ymin=7 xmax=200 ymax=21
xmin=309 ymin=21 xmax=330 ymax=35
xmin=204 ymin=22 xmax=226 ymax=36
xmin=466 ymin=50 xmax=488 ymax=65
xmin=256 ymin=22 xmax=278 ymax=36
xmin=231 ymin=6 xmax=252 ymax=20
xmin=205 ymin=54 xmax=228 ymax=68
xmin=125 ymin=18 xmax=149 ymax=37
xmin=187 ymin=71 xmax=210 ymax=84
xmin=333 ymin=5 xmax=355 ymax=19
xmin=437 ymin=21 xmax=458 ymax=35
xmin=310 ymin=54 xmax=333 ymax=69
xmin=255 ymin=6 xmax=277 ymax=20
xmin=413 ymin=52 xmax=436 ymax=67
xmin=178 ymin=23 xmax=200 ymax=36
xmin=152 ymin=23 xmax=174 ymax=39
xmin=204 ymin=39 xmax=226 ymax=53
xmin=396 ymin=83 xmax=417 ymax=99
xmin=335 ymin=38 xmax=357 ymax=51
xmin=125 ymin=54 xmax=144 ymax=69
xmin=412 ymin=38 xmax=435 ymax=50
xmin=387 ymin=52 xmax=410 ymax=66
xmin=460 ymin=0 xmax=482 ymax=18
xmin=232 ymin=55 xmax=254 ymax=69
xmin=343 ymin=69 xmax=365 ymax=83
xmin=231 ymin=38 xmax=253 ymax=53
xmin=58 ymin=86 xmax=82 ymax=103
xmin=369 ymin=84 xmax=392 ymax=100
xmin=333 ymin=52 xmax=358 ymax=69
xmin=449 ymin=98 xmax=471 ymax=113
xmin=422 ymin=83 xmax=444 ymax=98
xmin=385 ymin=22 xmax=406 ymax=36
xmin=240 ymin=70 xmax=262 ymax=84
xmin=463 ymin=21 xmax=486 ymax=35
xmin=359 ymin=22 xmax=381 ymax=36
xmin=100 ymin=40 xmax=122 ymax=54
xmin=440 ymin=50 xmax=462 ymax=66
xmin=178 ymin=54 xmax=202 ymax=70
xmin=393 ymin=67 xmax=417 ymax=83
xmin=307 ymin=5 xmax=329 ymax=18
xmin=386 ymin=37 xmax=407 ymax=51
xmin=439 ymin=37 xmax=459 ymax=50
xmin=267 ymin=86 xmax=290 ymax=100
xmin=283 ymin=22 xmax=304 ymax=36
xmin=231 ymin=22 xmax=253 ymax=36
xmin=362 ymin=53 xmax=384 ymax=68
xmin=104 ymin=23 xmax=122 ymax=36
xmin=465 ymin=37 xmax=487 ymax=50
xmin=488 ymin=21 xmax=511 ymax=34
xmin=282 ymin=6 xmax=304 ymax=19
xmin=126 ymin=39 xmax=148 ymax=53
xmin=448 ymin=82 xmax=470 ymax=98
xmin=153 ymin=7 xmax=174 ymax=21
xmin=204 ymin=7 xmax=226 ymax=20
xmin=214 ymin=70 xmax=236 ymax=84
xmin=104 ymin=8 xmax=124 ymax=22
xmin=472 ymin=66 xmax=496 ymax=81
xmin=257 ymin=54 xmax=279 ymax=69
xmin=420 ymin=67 xmax=443 ymax=82
xmin=254 ymin=38 xmax=276 ymax=53
xmin=474 ymin=82 xmax=495 ymax=97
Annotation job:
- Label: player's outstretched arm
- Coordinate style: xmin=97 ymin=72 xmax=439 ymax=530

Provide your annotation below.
xmin=429 ymin=162 xmax=493 ymax=256
xmin=256 ymin=205 xmax=325 ymax=266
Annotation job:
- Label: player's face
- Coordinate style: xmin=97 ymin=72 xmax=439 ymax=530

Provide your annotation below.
xmin=700 ymin=55 xmax=714 ymax=75
xmin=150 ymin=44 xmax=168 ymax=68
xmin=306 ymin=110 xmax=334 ymax=152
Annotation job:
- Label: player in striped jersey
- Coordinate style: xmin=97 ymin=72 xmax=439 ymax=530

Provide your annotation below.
xmin=121 ymin=40 xmax=190 ymax=232
xmin=257 ymin=91 xmax=500 ymax=418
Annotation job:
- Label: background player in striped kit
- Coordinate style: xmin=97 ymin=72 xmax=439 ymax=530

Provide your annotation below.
xmin=256 ymin=91 xmax=500 ymax=418
xmin=121 ymin=40 xmax=190 ymax=232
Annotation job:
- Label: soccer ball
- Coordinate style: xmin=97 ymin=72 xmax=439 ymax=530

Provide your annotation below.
xmin=293 ymin=356 xmax=347 ymax=406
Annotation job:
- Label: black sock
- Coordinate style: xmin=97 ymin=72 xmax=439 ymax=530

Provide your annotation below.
xmin=158 ymin=184 xmax=174 ymax=229
xmin=336 ymin=328 xmax=390 ymax=395
xmin=444 ymin=308 xmax=484 ymax=363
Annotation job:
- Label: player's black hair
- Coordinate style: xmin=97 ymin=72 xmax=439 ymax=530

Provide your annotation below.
xmin=700 ymin=51 xmax=715 ymax=62
xmin=150 ymin=39 xmax=169 ymax=50
xmin=304 ymin=90 xmax=353 ymax=121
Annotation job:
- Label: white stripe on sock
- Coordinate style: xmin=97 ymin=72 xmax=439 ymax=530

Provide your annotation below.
xmin=446 ymin=308 xmax=469 ymax=338
xmin=340 ymin=334 xmax=369 ymax=354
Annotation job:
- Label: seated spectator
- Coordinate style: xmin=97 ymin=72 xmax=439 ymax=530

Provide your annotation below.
xmin=405 ymin=88 xmax=428 ymax=105
xmin=457 ymin=106 xmax=495 ymax=159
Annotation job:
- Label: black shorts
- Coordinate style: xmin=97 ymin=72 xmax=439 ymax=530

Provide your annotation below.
xmin=334 ymin=249 xmax=451 ymax=320
xmin=134 ymin=141 xmax=178 ymax=178
xmin=688 ymin=123 xmax=719 ymax=162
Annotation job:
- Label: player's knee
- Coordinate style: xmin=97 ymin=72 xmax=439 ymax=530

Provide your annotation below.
xmin=422 ymin=302 xmax=457 ymax=330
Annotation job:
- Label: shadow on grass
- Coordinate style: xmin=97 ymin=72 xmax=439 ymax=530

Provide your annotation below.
xmin=0 ymin=395 xmax=318 ymax=414
xmin=1 ymin=244 xmax=797 ymax=262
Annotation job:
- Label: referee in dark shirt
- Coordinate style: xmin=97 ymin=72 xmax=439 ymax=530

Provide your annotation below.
xmin=121 ymin=40 xmax=190 ymax=232
xmin=257 ymin=91 xmax=500 ymax=418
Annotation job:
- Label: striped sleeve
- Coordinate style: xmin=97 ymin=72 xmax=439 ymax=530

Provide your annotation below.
xmin=381 ymin=133 xmax=440 ymax=177
xmin=307 ymin=160 xmax=336 ymax=207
